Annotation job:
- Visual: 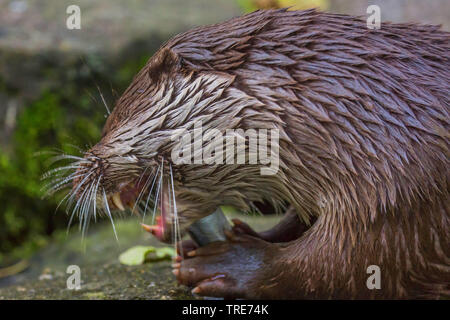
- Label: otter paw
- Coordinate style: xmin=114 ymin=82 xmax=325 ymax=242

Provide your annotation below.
xmin=231 ymin=218 xmax=262 ymax=239
xmin=176 ymin=239 xmax=198 ymax=259
xmin=172 ymin=231 xmax=275 ymax=299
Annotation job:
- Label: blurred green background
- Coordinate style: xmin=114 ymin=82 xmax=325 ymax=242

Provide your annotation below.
xmin=0 ymin=0 xmax=448 ymax=271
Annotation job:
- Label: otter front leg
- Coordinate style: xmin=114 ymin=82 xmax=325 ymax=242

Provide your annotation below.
xmin=176 ymin=206 xmax=310 ymax=258
xmin=173 ymin=225 xmax=344 ymax=299
xmin=233 ymin=206 xmax=314 ymax=243
xmin=177 ymin=207 xmax=312 ymax=257
xmin=173 ymin=231 xmax=288 ymax=299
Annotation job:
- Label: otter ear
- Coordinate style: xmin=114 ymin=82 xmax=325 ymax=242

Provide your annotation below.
xmin=147 ymin=48 xmax=180 ymax=82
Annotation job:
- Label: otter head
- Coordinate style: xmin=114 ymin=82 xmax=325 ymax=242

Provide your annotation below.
xmin=57 ymin=47 xmax=288 ymax=243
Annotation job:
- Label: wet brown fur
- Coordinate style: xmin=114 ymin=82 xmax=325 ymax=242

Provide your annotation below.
xmin=90 ymin=9 xmax=449 ymax=298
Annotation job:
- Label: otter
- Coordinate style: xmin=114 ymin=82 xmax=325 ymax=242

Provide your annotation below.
xmin=62 ymin=9 xmax=449 ymax=299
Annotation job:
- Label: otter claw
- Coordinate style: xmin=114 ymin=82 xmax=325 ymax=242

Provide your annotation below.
xmin=187 ymin=250 xmax=196 ymax=257
xmin=141 ymin=223 xmax=158 ymax=233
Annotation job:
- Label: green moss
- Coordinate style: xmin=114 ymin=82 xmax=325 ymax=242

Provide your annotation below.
xmin=0 ymin=50 xmax=154 ymax=264
xmin=235 ymin=0 xmax=259 ymax=13
xmin=0 ymin=93 xmax=69 ymax=262
xmin=84 ymin=292 xmax=107 ymax=300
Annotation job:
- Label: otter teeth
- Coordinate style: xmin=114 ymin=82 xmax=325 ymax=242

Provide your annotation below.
xmin=112 ymin=192 xmax=125 ymax=211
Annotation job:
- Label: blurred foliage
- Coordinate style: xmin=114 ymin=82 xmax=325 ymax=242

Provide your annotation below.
xmin=0 ymin=51 xmax=151 ymax=264
xmin=237 ymin=0 xmax=329 ymax=12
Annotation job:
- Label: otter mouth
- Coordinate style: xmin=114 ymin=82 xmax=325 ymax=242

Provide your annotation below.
xmin=140 ymin=187 xmax=172 ymax=242
xmin=107 ymin=176 xmax=174 ymax=242
xmin=108 ymin=183 xmax=141 ymax=212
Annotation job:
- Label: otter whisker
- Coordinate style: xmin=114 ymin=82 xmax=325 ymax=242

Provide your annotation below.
xmin=42 ymin=167 xmax=88 ymax=189
xmin=135 ymin=201 xmax=145 ymax=217
xmin=82 ymin=177 xmax=97 ymax=226
xmin=41 ymin=164 xmax=87 ymax=180
xmin=34 ymin=149 xmax=64 ymax=158
xmin=42 ymin=172 xmax=87 ymax=197
xmin=64 ymin=143 xmax=86 ymax=155
xmin=167 ymin=175 xmax=175 ymax=247
xmin=44 ymin=181 xmax=77 ymax=198
xmin=159 ymin=158 xmax=164 ymax=233
xmin=96 ymin=84 xmax=111 ymax=115
xmin=65 ymin=170 xmax=95 ymax=226
xmin=46 ymin=154 xmax=88 ymax=166
xmin=76 ymin=180 xmax=92 ymax=225
xmin=68 ymin=176 xmax=92 ymax=233
xmin=249 ymin=202 xmax=263 ymax=216
xmin=42 ymin=169 xmax=84 ymax=184
xmin=80 ymin=176 xmax=99 ymax=238
xmin=142 ymin=165 xmax=160 ymax=220
xmin=170 ymin=164 xmax=183 ymax=257
xmin=92 ymin=175 xmax=102 ymax=223
xmin=39 ymin=145 xmax=84 ymax=156
xmin=66 ymin=199 xmax=77 ymax=233
xmin=133 ymin=166 xmax=155 ymax=217
xmin=102 ymin=187 xmax=118 ymax=242
xmin=134 ymin=165 xmax=151 ymax=203
xmin=54 ymin=188 xmax=74 ymax=215
xmin=38 ymin=151 xmax=85 ymax=167
xmin=79 ymin=181 xmax=95 ymax=236
xmin=152 ymin=161 xmax=163 ymax=225
xmin=44 ymin=171 xmax=83 ymax=185
xmin=137 ymin=165 xmax=151 ymax=185
xmin=65 ymin=170 xmax=94 ymax=204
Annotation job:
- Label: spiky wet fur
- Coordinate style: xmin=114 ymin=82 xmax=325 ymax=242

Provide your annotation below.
xmin=49 ymin=9 xmax=449 ymax=298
